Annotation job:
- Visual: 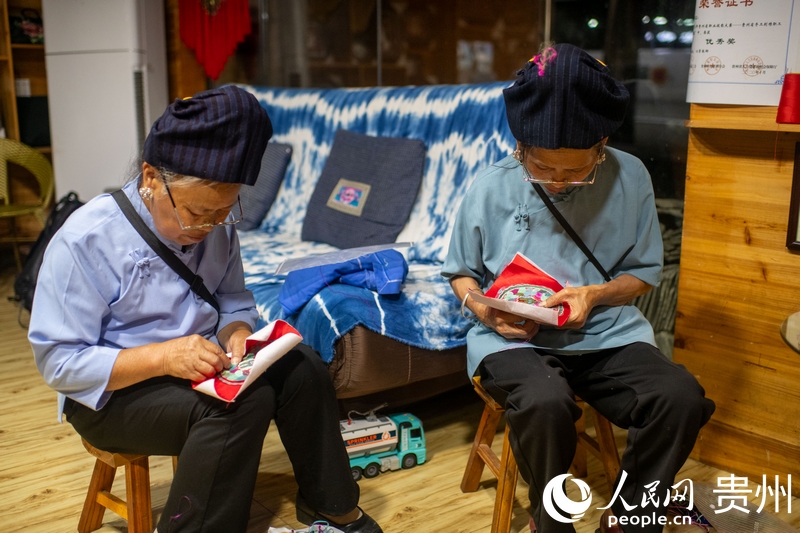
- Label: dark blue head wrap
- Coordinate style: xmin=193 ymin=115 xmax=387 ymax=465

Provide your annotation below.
xmin=503 ymin=44 xmax=629 ymax=150
xmin=143 ymin=85 xmax=272 ymax=185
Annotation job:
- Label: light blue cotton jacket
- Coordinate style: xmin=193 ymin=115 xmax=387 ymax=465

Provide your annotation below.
xmin=441 ymin=148 xmax=663 ymax=377
xmin=29 ymin=180 xmax=258 ymax=416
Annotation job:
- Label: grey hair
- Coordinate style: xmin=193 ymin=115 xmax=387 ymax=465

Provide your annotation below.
xmin=156 ymin=168 xmax=208 ymax=188
xmin=127 ymin=154 xmax=227 ymax=194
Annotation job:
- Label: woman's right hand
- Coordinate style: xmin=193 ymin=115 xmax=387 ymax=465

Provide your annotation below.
xmin=450 ymin=276 xmax=540 ymax=342
xmin=477 ymin=304 xmax=540 ymax=341
xmin=160 ymin=334 xmax=231 ymax=382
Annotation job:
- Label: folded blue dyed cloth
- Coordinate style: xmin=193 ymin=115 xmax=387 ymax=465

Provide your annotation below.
xmin=278 ymin=249 xmax=408 ymax=316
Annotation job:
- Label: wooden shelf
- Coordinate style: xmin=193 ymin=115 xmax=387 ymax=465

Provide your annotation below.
xmin=0 ymin=0 xmax=49 ymax=146
xmin=33 ymin=145 xmax=50 ymax=153
xmin=687 ymin=103 xmax=800 ymax=132
xmin=685 ymin=119 xmax=800 ymax=133
xmin=11 ymin=42 xmax=43 ymax=50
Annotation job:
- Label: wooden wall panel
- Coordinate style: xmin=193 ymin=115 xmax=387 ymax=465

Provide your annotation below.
xmin=675 ymin=105 xmax=800 ymax=496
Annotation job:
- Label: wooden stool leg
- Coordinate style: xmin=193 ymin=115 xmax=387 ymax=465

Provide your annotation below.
xmin=491 ymin=424 xmax=518 ymax=533
xmin=125 ymin=456 xmax=153 ymax=533
xmin=461 ymin=404 xmax=503 ymax=493
xmin=570 ymin=409 xmax=589 ymax=478
xmin=78 ymin=459 xmax=117 ymax=533
xmin=592 ymin=411 xmax=621 ymax=495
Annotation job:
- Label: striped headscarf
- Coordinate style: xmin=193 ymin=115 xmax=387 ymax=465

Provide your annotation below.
xmin=143 ymin=85 xmax=272 ymax=185
xmin=503 ymin=43 xmax=629 ymax=150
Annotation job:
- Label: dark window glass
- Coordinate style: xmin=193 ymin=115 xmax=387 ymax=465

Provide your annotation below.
xmin=215 ymin=0 xmax=694 ymax=200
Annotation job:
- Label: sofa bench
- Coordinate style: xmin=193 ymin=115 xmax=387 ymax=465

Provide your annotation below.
xmin=237 ymin=82 xmax=681 ymax=410
xmin=237 ymin=82 xmax=516 ymax=409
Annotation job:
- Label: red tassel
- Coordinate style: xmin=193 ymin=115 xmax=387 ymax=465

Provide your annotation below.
xmin=179 ymin=0 xmax=251 ymax=80
xmin=777 ymin=73 xmax=800 ymax=124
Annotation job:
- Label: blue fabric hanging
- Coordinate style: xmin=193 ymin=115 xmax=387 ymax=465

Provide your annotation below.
xmin=278 ymin=249 xmax=408 ymax=316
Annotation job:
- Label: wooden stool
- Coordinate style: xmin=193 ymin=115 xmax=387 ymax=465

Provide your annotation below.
xmin=78 ymin=438 xmax=177 ymax=533
xmin=461 ymin=377 xmax=621 ymax=533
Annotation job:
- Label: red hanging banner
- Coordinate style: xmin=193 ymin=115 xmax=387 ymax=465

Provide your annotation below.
xmin=179 ymin=0 xmax=252 ymax=80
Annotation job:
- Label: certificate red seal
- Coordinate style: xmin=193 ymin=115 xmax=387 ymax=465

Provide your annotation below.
xmin=703 ymin=56 xmax=722 ymax=75
xmin=743 ymin=55 xmax=763 ymax=77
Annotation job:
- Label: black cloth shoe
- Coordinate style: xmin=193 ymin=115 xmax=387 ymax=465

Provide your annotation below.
xmin=295 ymin=492 xmax=383 ymax=533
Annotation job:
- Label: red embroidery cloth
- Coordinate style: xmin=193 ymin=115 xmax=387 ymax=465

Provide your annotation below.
xmin=193 ymin=320 xmax=302 ymax=402
xmin=484 ymin=253 xmax=571 ymax=326
xmin=179 ymin=0 xmax=251 ymax=80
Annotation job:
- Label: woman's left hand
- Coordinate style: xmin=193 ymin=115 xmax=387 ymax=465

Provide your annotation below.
xmin=226 ymin=328 xmax=252 ymax=365
xmin=542 ymin=285 xmax=600 ymax=329
xmin=218 ymin=321 xmax=253 ymax=365
xmin=542 ymin=275 xmax=652 ymax=329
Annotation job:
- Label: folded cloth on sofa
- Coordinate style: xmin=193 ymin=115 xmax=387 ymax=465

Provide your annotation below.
xmin=278 ymin=249 xmax=408 ymax=315
xmin=238 ymin=236 xmax=470 ymax=363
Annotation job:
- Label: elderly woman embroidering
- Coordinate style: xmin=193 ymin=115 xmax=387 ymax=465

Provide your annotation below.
xmin=29 ymin=87 xmax=383 ymax=533
xmin=442 ymin=44 xmax=716 ymax=533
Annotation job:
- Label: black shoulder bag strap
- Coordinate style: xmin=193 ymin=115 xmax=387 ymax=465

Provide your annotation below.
xmin=530 ymin=182 xmax=612 ymax=283
xmin=111 ymin=190 xmax=221 ymax=316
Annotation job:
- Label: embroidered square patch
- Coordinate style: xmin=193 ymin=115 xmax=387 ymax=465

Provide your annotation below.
xmin=326 ymin=178 xmax=372 ymax=216
xmin=301 ymin=130 xmax=425 ymax=249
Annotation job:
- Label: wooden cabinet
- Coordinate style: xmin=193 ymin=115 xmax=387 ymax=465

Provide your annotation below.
xmin=675 ymin=104 xmax=800 ymax=497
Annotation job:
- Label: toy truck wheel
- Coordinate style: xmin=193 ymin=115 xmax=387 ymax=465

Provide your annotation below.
xmin=351 ymin=466 xmax=363 ymax=481
xmin=364 ymin=463 xmax=380 ymax=478
xmin=402 ymin=454 xmax=417 ymax=469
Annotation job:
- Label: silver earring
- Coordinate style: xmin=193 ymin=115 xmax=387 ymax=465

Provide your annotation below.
xmin=512 ymin=148 xmax=522 ymax=162
xmin=139 ymin=187 xmax=153 ymax=201
xmin=597 ymin=152 xmax=606 ymax=164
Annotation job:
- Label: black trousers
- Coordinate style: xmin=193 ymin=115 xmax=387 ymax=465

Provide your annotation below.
xmin=65 ymin=344 xmax=359 ymax=533
xmin=478 ymin=342 xmax=715 ymax=533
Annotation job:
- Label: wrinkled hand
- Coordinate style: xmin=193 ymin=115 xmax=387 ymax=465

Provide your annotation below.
xmin=226 ymin=328 xmax=252 ymax=366
xmin=477 ymin=304 xmax=540 ymax=341
xmin=161 ymin=334 xmax=231 ymax=382
xmin=543 ymin=285 xmax=600 ymax=329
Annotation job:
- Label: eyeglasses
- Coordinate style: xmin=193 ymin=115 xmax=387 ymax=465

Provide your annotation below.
xmin=162 ymin=179 xmax=244 ymax=231
xmin=519 ymin=151 xmax=602 ymax=186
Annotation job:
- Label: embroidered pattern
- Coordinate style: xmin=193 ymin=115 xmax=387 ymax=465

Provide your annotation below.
xmin=335 ymin=186 xmax=363 ymax=207
xmin=326 ymin=178 xmax=372 ymax=216
xmin=496 ymin=283 xmax=554 ymax=307
xmin=496 ymin=283 xmax=565 ymax=318
xmin=216 ymin=353 xmax=256 ymax=386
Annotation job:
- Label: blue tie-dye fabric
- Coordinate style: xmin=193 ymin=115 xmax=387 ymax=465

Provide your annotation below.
xmin=237 ymin=83 xmax=516 ymax=362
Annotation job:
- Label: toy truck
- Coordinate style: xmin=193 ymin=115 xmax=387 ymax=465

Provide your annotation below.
xmin=340 ymin=412 xmax=426 ymax=480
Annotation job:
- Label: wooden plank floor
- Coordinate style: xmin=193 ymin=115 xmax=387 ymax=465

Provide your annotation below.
xmin=0 ymin=254 xmax=798 ymax=533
